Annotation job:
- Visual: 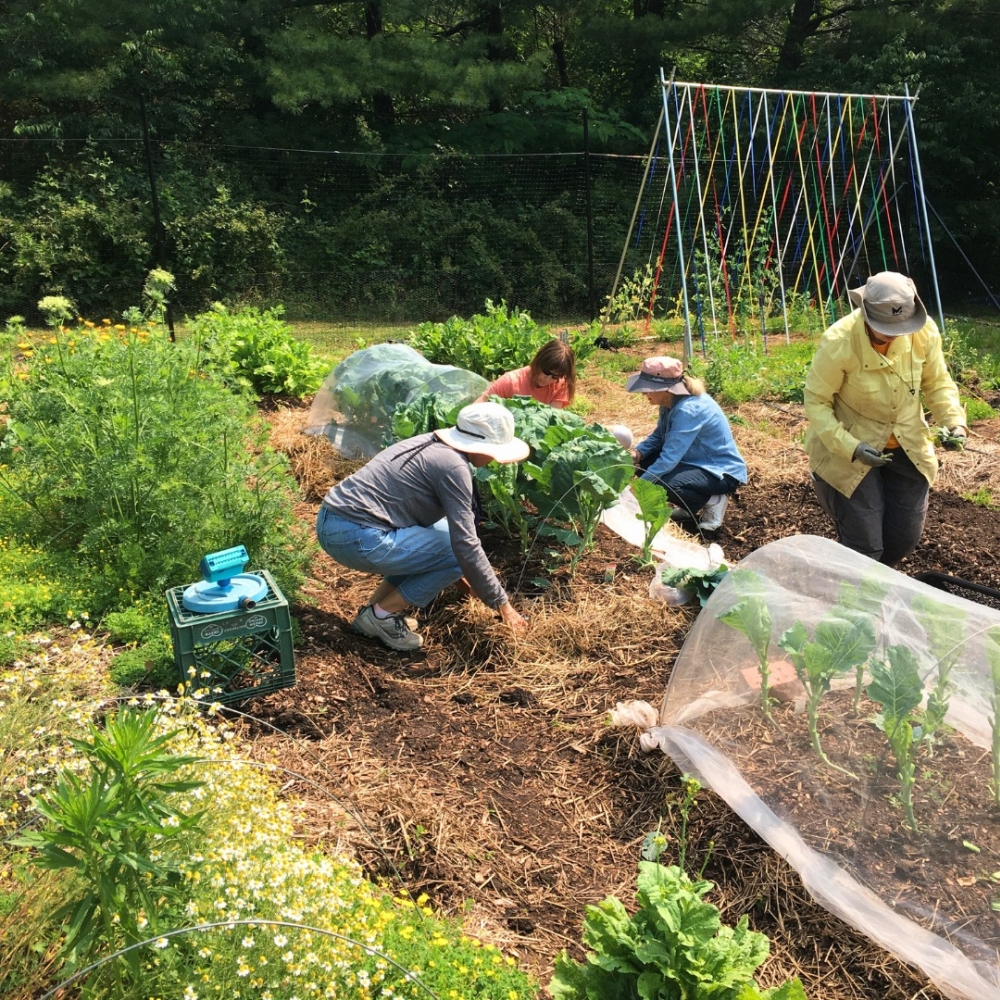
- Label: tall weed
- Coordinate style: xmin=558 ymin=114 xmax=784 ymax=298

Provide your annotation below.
xmin=0 ymin=321 xmax=309 ymax=614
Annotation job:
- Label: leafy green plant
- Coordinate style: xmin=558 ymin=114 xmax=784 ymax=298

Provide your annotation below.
xmin=987 ymin=629 xmax=1000 ymax=806
xmin=834 ymin=576 xmax=889 ymax=711
xmin=388 ymin=392 xmax=464 ymax=445
xmin=13 ymin=708 xmax=204 ymax=993
xmin=475 ymin=398 xmax=630 ymax=565
xmin=191 ymin=303 xmax=328 ymax=398
xmin=600 ymin=263 xmax=657 ymax=323
xmin=660 ymin=564 xmax=731 ymax=606
xmin=962 ymin=487 xmax=999 ymax=509
xmin=778 ymin=613 xmax=876 ymax=775
xmin=522 ymin=429 xmax=632 ymax=572
xmin=912 ymin=594 xmax=966 ymax=742
xmin=961 ymin=395 xmax=997 ymax=421
xmin=717 ymin=570 xmax=774 ymax=720
xmin=109 ymin=636 xmax=177 ymax=690
xmin=631 ymin=477 xmax=673 ymax=565
xmin=867 ymin=645 xmax=925 ymax=832
xmin=550 ymin=861 xmax=806 ymax=1000
xmin=408 ymin=299 xmax=595 ymax=380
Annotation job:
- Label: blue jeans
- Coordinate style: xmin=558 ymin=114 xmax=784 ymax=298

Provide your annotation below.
xmin=812 ymin=446 xmax=929 ymax=567
xmin=316 ymin=506 xmax=463 ymax=608
xmin=637 ymin=458 xmax=738 ymax=520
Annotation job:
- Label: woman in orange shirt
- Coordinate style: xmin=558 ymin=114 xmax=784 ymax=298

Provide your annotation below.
xmin=476 ymin=340 xmax=576 ymax=409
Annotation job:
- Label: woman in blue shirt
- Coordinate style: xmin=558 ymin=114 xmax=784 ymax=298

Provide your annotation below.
xmin=626 ymin=356 xmax=747 ymax=531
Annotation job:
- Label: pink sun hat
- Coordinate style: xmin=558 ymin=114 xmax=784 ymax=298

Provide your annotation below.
xmin=625 ymin=356 xmax=691 ymax=395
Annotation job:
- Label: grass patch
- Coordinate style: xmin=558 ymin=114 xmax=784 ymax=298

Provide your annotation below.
xmin=962 ymin=487 xmax=999 ymax=509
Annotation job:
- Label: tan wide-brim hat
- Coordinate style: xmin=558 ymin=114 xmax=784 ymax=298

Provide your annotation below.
xmin=434 ymin=402 xmax=530 ymax=464
xmin=848 ymin=271 xmax=928 ymax=337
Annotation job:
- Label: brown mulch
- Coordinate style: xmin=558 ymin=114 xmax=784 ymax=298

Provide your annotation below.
xmin=242 ymin=396 xmax=1000 ymax=1000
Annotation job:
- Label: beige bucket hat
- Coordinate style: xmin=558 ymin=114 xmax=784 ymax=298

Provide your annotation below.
xmin=848 ymin=271 xmax=928 ymax=337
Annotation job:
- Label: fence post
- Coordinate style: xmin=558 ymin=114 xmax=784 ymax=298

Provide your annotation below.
xmin=583 ymin=107 xmax=596 ymax=321
xmin=139 ymin=92 xmax=176 ymax=341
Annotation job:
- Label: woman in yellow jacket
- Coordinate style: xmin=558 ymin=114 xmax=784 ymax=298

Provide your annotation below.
xmin=803 ymin=271 xmax=966 ymax=566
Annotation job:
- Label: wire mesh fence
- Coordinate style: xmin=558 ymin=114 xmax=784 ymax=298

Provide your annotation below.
xmin=0 ymin=138 xmax=656 ymax=329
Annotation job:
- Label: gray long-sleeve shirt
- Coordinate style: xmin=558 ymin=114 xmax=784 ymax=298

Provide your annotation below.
xmin=321 ymin=433 xmax=507 ymax=608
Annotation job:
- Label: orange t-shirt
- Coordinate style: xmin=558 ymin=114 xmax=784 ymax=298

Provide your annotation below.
xmin=869 ymin=337 xmax=899 ymax=448
xmin=477 ymin=366 xmax=570 ymax=408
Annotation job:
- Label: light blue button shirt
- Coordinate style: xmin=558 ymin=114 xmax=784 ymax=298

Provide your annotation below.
xmin=635 ymin=393 xmax=747 ymax=484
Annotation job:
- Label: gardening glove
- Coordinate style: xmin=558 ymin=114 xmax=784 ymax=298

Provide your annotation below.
xmin=853 ymin=442 xmax=892 ymax=467
xmin=943 ymin=427 xmax=967 ymax=451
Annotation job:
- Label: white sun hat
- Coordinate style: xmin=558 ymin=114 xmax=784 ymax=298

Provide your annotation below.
xmin=434 ymin=402 xmax=530 ymax=464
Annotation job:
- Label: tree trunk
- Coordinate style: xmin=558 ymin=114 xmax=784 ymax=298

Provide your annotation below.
xmin=484 ymin=1 xmax=505 ymax=114
xmin=365 ymin=0 xmax=395 ymax=128
xmin=776 ymin=0 xmax=820 ymax=77
xmin=552 ymin=37 xmax=570 ymax=88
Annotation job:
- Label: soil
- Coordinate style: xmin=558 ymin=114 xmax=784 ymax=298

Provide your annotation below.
xmin=245 ymin=394 xmax=1000 ymax=1000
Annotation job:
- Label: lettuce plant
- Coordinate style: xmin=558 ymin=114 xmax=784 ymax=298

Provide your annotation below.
xmin=867 ymin=645 xmax=925 ymax=832
xmin=779 ymin=613 xmax=876 ymax=775
xmin=550 ymin=861 xmax=806 ymax=1000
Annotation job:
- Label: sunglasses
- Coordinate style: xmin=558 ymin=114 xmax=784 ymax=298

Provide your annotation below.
xmin=542 ymin=369 xmax=563 ymax=379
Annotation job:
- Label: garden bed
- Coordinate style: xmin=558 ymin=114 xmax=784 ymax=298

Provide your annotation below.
xmin=248 ymin=389 xmax=1000 ymax=1000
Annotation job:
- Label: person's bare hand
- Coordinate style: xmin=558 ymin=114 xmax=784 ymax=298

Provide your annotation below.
xmin=498 ymin=602 xmax=528 ymax=631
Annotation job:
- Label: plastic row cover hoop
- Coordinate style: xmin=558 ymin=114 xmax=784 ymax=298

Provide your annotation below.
xmin=304 ymin=344 xmax=488 ymax=458
xmin=649 ymin=534 xmax=1000 ymax=1000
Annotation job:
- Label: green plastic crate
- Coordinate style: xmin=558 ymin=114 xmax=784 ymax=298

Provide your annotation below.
xmin=166 ymin=569 xmax=295 ymax=705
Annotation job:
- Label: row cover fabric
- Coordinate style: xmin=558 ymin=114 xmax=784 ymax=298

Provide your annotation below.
xmin=305 ymin=344 xmax=488 ymax=457
xmin=643 ymin=535 xmax=1000 ymax=1000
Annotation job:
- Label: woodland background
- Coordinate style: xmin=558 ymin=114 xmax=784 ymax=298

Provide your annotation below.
xmin=1 ymin=0 xmax=997 ymax=323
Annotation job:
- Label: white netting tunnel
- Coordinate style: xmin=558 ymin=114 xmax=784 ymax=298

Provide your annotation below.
xmin=305 ymin=344 xmax=488 ymax=457
xmin=644 ymin=535 xmax=1000 ymax=1000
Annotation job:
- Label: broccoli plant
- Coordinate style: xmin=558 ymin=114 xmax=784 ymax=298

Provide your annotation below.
xmin=867 ymin=644 xmax=925 ymax=832
xmin=631 ymin=476 xmax=672 ymax=566
xmin=987 ymin=628 xmax=1000 ymax=806
xmin=911 ymin=593 xmax=966 ymax=743
xmin=717 ymin=570 xmax=774 ymax=720
xmin=779 ymin=612 xmax=876 ymax=776
xmin=835 ymin=575 xmax=889 ymax=712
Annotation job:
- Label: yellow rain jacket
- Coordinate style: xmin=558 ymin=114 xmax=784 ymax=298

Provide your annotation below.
xmin=804 ymin=309 xmax=965 ymax=498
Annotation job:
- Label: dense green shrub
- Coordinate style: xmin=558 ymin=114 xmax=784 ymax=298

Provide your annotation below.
xmin=0 ymin=147 xmax=151 ymax=319
xmin=0 ymin=319 xmax=310 ymax=617
xmin=188 ymin=303 xmax=328 ymax=398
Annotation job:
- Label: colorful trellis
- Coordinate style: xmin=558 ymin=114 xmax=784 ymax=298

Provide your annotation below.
xmin=612 ymin=74 xmax=943 ymax=358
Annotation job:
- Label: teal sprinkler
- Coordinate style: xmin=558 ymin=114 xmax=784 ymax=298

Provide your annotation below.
xmin=181 ymin=545 xmax=268 ymax=614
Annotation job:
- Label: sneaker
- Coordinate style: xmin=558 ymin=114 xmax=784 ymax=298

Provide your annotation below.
xmin=697 ymin=494 xmax=729 ymax=532
xmin=352 ymin=605 xmax=423 ymax=651
xmin=670 ymin=506 xmax=696 ymax=523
